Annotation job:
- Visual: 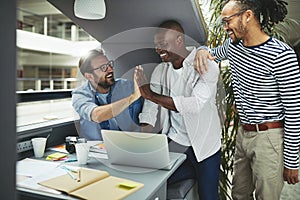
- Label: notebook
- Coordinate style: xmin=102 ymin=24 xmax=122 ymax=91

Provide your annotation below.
xmin=102 ymin=130 xmax=176 ymax=170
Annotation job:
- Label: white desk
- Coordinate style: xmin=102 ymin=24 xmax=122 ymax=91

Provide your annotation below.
xmin=17 ymin=151 xmax=186 ymax=200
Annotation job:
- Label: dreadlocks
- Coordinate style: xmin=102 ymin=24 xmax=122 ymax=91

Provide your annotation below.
xmin=225 ymin=0 xmax=288 ymax=32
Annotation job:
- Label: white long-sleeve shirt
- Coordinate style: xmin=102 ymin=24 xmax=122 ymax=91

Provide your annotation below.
xmin=139 ymin=47 xmax=222 ymax=162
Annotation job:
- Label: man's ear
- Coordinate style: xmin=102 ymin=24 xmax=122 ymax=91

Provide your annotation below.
xmin=176 ymin=35 xmax=184 ymax=46
xmin=84 ymin=72 xmax=93 ymax=81
xmin=245 ymin=9 xmax=254 ymax=22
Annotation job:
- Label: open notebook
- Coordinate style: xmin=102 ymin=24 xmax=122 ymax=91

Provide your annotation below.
xmin=39 ymin=167 xmax=143 ymax=200
xmin=102 ymin=130 xmax=177 ymax=170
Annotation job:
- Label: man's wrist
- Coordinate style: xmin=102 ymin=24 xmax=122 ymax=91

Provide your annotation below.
xmin=197 ymin=45 xmax=209 ymax=51
xmin=129 ymin=93 xmax=136 ymax=104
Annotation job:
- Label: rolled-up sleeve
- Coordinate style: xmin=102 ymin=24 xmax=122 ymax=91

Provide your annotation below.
xmin=72 ymin=86 xmax=97 ymax=122
xmin=139 ymin=64 xmax=166 ymax=126
xmin=139 ymin=100 xmax=159 ymax=127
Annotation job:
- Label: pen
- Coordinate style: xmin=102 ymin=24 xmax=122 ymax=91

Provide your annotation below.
xmin=62 ymin=166 xmax=78 ymax=173
xmin=64 ymin=168 xmax=77 ymax=180
xmin=61 ymin=166 xmax=77 ymax=180
xmin=65 ymin=159 xmax=77 ymax=163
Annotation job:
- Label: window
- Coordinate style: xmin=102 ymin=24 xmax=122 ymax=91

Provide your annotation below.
xmin=16 ymin=0 xmax=100 ymax=128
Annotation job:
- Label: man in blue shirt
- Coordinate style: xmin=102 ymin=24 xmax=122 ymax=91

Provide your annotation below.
xmin=72 ymin=49 xmax=143 ymax=140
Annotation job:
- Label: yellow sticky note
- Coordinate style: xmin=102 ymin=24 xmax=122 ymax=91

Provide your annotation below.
xmin=119 ymin=182 xmax=137 ymax=189
xmin=46 ymin=152 xmax=67 ymax=160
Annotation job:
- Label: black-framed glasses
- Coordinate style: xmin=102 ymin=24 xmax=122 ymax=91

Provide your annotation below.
xmin=92 ymin=60 xmax=114 ymax=72
xmin=221 ymin=9 xmax=246 ymax=27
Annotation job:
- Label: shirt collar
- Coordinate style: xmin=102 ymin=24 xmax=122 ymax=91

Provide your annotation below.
xmin=88 ymin=81 xmax=97 ymax=93
xmin=183 ymin=46 xmax=196 ymax=67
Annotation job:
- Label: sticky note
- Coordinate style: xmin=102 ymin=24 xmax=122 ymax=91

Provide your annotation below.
xmin=118 ymin=182 xmax=137 ymax=189
xmin=46 ymin=152 xmax=68 ymax=160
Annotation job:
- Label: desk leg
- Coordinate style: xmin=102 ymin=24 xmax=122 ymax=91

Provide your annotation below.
xmin=148 ymin=182 xmax=167 ymax=200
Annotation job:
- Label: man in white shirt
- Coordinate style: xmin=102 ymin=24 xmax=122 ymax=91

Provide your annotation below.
xmin=135 ymin=20 xmax=222 ymax=200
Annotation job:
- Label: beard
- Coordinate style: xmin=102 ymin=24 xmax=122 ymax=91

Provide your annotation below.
xmin=231 ymin=31 xmax=241 ymax=45
xmin=93 ymin=72 xmax=115 ymax=90
xmin=160 ymin=51 xmax=181 ymax=66
xmin=230 ymin=20 xmax=247 ymax=45
xmin=97 ymin=78 xmax=114 ymax=89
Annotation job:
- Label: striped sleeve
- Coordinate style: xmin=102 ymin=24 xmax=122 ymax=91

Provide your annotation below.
xmin=210 ymin=39 xmax=230 ymax=62
xmin=273 ymin=48 xmax=300 ymax=169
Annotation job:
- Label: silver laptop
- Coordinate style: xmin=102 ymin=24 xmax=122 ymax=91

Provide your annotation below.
xmin=102 ymin=130 xmax=176 ymax=170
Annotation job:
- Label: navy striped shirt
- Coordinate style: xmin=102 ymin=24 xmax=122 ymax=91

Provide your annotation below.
xmin=211 ymin=37 xmax=300 ymax=169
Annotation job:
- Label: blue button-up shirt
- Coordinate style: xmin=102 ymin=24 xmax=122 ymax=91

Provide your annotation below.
xmin=72 ymin=79 xmax=143 ymax=140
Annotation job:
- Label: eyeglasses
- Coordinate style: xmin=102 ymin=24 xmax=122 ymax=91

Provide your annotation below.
xmin=221 ymin=9 xmax=246 ymax=27
xmin=92 ymin=60 xmax=114 ymax=72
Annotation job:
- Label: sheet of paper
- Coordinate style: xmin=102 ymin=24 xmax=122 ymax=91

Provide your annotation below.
xmin=17 ymin=176 xmax=62 ymax=195
xmin=89 ymin=152 xmax=108 ymax=160
xmin=88 ymin=141 xmax=107 ymax=154
xmin=17 ymin=158 xmax=82 ymax=195
xmin=16 ymin=158 xmax=61 ymax=177
xmin=33 ymin=164 xmax=81 ymax=183
xmin=33 ymin=167 xmax=67 ymax=182
xmin=87 ymin=140 xmax=103 ymax=146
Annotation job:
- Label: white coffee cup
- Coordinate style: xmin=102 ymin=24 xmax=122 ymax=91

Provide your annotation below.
xmin=31 ymin=137 xmax=47 ymax=158
xmin=75 ymin=143 xmax=89 ymax=164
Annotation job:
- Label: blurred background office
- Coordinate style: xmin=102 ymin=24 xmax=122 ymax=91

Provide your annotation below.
xmin=15 ymin=0 xmax=300 ymax=129
xmin=2 ymin=0 xmax=298 ymax=199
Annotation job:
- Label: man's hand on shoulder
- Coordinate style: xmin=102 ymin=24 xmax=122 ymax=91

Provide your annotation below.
xmin=193 ymin=48 xmax=215 ymax=74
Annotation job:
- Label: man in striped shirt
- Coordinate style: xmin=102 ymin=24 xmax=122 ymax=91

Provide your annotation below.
xmin=194 ymin=0 xmax=300 ymax=199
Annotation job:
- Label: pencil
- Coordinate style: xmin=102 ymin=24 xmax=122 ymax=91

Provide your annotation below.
xmin=77 ymin=169 xmax=81 ymax=182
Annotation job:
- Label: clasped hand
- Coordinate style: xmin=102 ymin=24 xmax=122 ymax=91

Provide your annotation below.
xmin=134 ymin=65 xmax=152 ymax=99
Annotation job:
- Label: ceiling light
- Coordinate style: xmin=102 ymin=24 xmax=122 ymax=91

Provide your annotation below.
xmin=74 ymin=0 xmax=106 ymax=20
